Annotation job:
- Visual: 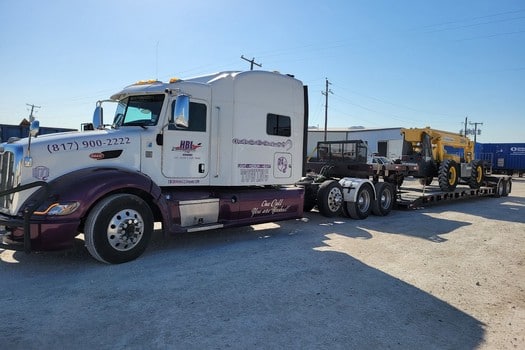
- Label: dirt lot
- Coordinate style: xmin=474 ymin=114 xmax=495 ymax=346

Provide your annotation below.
xmin=1 ymin=179 xmax=524 ymax=349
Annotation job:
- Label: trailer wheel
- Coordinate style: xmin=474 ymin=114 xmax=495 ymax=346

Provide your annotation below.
xmin=468 ymin=160 xmax=484 ymax=189
xmin=438 ymin=159 xmax=458 ymax=192
xmin=494 ymin=180 xmax=505 ymax=198
xmin=343 ymin=183 xmax=373 ymax=220
xmin=503 ymin=179 xmax=512 ymax=196
xmin=85 ymin=194 xmax=153 ymax=264
xmin=317 ymin=180 xmax=343 ymax=217
xmin=372 ymin=182 xmax=395 ymax=216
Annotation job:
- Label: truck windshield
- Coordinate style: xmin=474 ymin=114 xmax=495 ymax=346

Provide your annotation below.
xmin=114 ymin=94 xmax=165 ymax=127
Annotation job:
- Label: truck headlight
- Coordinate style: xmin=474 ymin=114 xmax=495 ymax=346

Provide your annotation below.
xmin=35 ymin=202 xmax=80 ymax=216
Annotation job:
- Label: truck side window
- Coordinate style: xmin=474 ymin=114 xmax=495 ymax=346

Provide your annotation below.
xmin=267 ymin=113 xmax=291 ymax=137
xmin=171 ymin=101 xmax=207 ymax=132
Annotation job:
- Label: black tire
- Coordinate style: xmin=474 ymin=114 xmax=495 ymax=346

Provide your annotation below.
xmin=503 ymin=179 xmax=512 ymax=197
xmin=85 ymin=194 xmax=153 ymax=264
xmin=419 ymin=177 xmax=433 ymax=186
xmin=438 ymin=159 xmax=458 ymax=192
xmin=372 ymin=182 xmax=395 ymax=216
xmin=316 ymin=180 xmax=343 ymax=217
xmin=468 ymin=160 xmax=484 ymax=189
xmin=342 ymin=183 xmax=373 ymax=220
xmin=494 ymin=180 xmax=505 ymax=198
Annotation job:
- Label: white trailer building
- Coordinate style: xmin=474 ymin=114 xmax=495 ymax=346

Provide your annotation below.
xmin=307 ymin=127 xmax=404 ymax=161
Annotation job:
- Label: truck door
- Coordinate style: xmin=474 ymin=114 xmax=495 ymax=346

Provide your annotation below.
xmin=161 ymin=97 xmax=210 ymax=184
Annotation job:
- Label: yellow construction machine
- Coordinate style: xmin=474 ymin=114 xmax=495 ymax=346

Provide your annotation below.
xmin=401 ymin=127 xmax=485 ymax=191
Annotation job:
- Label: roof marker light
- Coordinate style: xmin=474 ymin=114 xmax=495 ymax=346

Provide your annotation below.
xmin=134 ymin=79 xmax=161 ymax=85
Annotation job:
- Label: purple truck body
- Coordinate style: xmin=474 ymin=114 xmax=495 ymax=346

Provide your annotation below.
xmin=2 ymin=167 xmax=304 ymax=251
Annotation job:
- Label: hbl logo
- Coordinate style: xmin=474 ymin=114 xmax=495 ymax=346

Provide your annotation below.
xmin=173 ymin=140 xmax=202 ymax=151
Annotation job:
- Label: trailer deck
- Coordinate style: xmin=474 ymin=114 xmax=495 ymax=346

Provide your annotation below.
xmin=396 ymin=184 xmax=497 ymax=209
xmin=395 ymin=174 xmax=512 ymax=209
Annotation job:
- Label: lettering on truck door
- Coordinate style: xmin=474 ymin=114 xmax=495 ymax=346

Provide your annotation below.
xmin=162 ymin=100 xmax=210 ymax=184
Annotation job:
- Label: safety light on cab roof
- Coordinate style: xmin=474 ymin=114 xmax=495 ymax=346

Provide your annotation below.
xmin=134 ymin=79 xmax=161 ymax=85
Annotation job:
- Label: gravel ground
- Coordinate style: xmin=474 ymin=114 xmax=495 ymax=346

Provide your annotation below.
xmin=1 ymin=178 xmax=524 ymax=349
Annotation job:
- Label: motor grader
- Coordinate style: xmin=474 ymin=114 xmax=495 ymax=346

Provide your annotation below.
xmin=401 ymin=127 xmax=485 ymax=192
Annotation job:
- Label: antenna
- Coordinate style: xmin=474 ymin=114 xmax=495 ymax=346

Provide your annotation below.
xmin=155 ymin=41 xmax=159 ymax=80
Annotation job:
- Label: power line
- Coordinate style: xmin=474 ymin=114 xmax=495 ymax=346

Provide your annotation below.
xmin=424 ymin=15 xmax=525 ymax=34
xmin=417 ymin=8 xmax=525 ymax=31
xmin=331 ymin=81 xmax=455 ymax=120
xmin=454 ymin=29 xmax=525 ymax=42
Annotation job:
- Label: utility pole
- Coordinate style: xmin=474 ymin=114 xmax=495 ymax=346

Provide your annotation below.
xmin=240 ymin=55 xmax=262 ymax=70
xmin=469 ymin=121 xmax=483 ymax=144
xmin=26 ymin=103 xmax=41 ymax=122
xmin=464 ymin=117 xmax=468 ymax=137
xmin=321 ymin=78 xmax=333 ymax=142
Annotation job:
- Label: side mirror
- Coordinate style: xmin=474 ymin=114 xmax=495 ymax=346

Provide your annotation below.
xmin=172 ymin=95 xmax=189 ymax=128
xmin=93 ymin=106 xmax=103 ymax=129
xmin=29 ymin=120 xmax=40 ymax=137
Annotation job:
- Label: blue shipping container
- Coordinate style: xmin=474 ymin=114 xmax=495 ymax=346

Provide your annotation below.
xmin=476 ymin=143 xmax=525 ymax=176
xmin=0 ymin=124 xmax=76 ymax=143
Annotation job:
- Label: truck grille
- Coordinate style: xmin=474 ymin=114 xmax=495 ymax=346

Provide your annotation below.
xmin=0 ymin=150 xmax=15 ymax=209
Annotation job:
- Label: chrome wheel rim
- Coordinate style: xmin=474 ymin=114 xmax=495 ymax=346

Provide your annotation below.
xmin=107 ymin=209 xmax=144 ymax=251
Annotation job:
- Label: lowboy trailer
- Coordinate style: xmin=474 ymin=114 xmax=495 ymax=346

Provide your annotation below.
xmin=300 ymin=140 xmax=513 ymax=219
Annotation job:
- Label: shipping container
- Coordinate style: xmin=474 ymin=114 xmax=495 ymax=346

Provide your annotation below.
xmin=476 ymin=143 xmax=525 ymax=176
xmin=0 ymin=124 xmax=76 ymax=142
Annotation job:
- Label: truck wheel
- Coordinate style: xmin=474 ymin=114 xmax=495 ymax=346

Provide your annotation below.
xmin=343 ymin=183 xmax=373 ymax=220
xmin=372 ymin=182 xmax=395 ymax=216
xmin=317 ymin=180 xmax=343 ymax=217
xmin=85 ymin=194 xmax=153 ymax=264
xmin=468 ymin=160 xmax=484 ymax=189
xmin=438 ymin=159 xmax=458 ymax=192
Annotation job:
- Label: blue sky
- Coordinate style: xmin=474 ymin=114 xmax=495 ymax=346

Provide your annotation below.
xmin=1 ymin=0 xmax=524 ymax=142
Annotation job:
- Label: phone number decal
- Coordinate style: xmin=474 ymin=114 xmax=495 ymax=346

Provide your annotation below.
xmin=47 ymin=138 xmax=131 ymax=153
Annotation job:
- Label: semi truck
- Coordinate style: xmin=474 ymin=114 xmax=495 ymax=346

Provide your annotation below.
xmin=0 ymin=71 xmax=513 ymax=264
xmin=476 ymin=143 xmax=525 ymax=177
xmin=0 ymin=71 xmax=308 ymax=264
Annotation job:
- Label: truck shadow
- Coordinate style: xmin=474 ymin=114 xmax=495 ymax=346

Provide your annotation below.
xmin=308 ymin=190 xmax=524 ymax=244
xmin=0 ymin=219 xmax=485 ymax=349
xmin=397 ymin=180 xmax=525 ymax=226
